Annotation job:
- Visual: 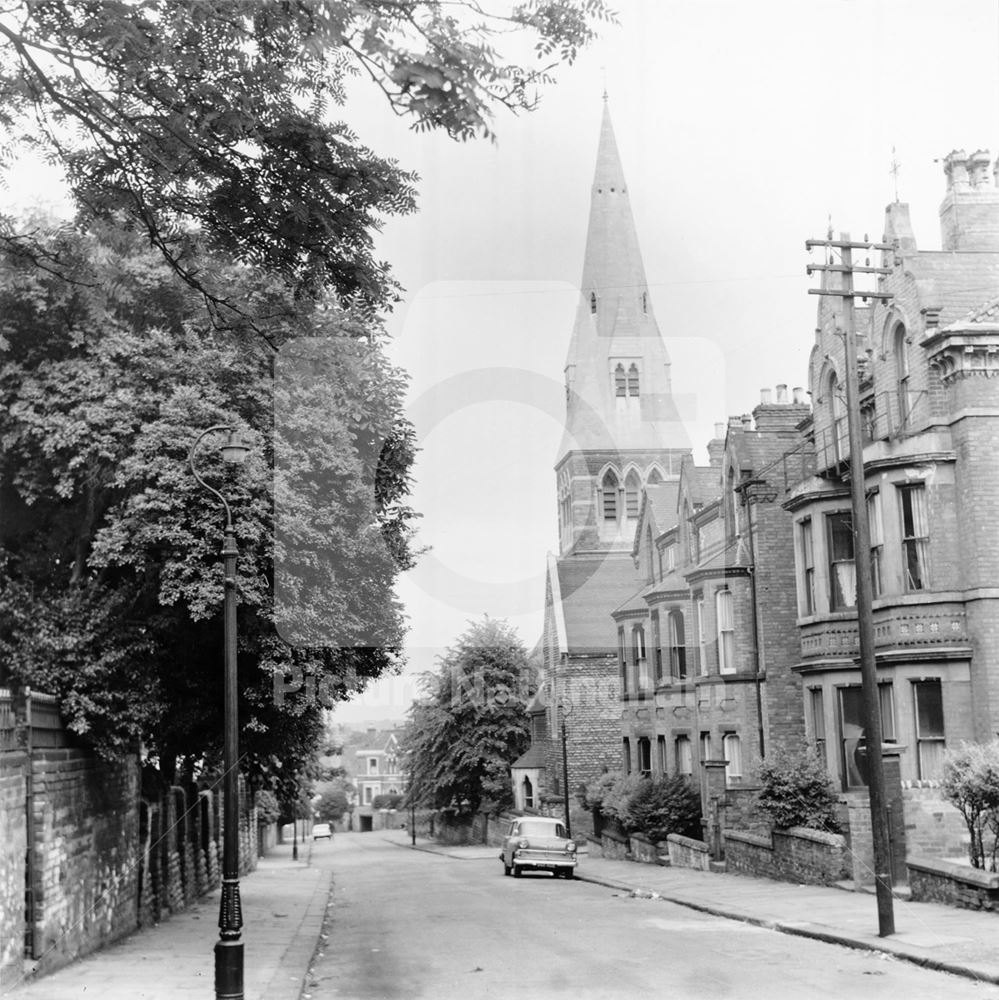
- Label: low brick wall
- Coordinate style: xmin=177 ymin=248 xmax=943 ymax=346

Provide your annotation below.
xmin=723 ymin=829 xmax=778 ymax=879
xmin=600 ymin=828 xmax=629 ymax=861
xmin=667 ymin=833 xmax=711 ymax=871
xmin=628 ymin=833 xmax=661 ymax=864
xmin=723 ymin=827 xmax=850 ymax=886
xmin=908 ymin=856 xmax=999 ymax=911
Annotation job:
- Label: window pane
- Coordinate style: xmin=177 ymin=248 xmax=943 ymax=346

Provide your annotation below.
xmin=915 ymin=681 xmax=944 ymax=738
xmin=724 ymin=734 xmax=742 ymax=778
xmin=878 ymin=684 xmax=895 ymax=741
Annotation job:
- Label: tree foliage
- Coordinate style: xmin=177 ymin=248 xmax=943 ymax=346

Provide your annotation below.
xmin=941 ymin=740 xmax=999 ymax=871
xmin=0 ymin=0 xmax=616 ymax=326
xmin=756 ymin=744 xmax=840 ymax=832
xmin=400 ymin=618 xmax=532 ymax=817
xmin=0 ymin=219 xmax=417 ymax=786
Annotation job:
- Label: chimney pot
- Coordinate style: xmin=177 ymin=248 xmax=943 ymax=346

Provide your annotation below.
xmin=760 ymin=388 xmax=772 ymax=405
xmin=776 ymin=384 xmax=788 ymax=403
xmin=714 ymin=422 xmax=726 ymax=438
xmin=741 ymin=413 xmax=753 ymax=430
xmin=728 ymin=415 xmax=742 ymax=429
xmin=969 ymin=150 xmax=992 ymax=189
xmin=792 ymin=386 xmax=805 ymax=404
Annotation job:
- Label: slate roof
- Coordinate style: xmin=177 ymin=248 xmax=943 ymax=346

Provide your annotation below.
xmin=645 ymin=481 xmax=681 ymax=532
xmin=555 ymin=553 xmax=643 ymax=653
xmin=511 ymin=743 xmax=548 ymax=769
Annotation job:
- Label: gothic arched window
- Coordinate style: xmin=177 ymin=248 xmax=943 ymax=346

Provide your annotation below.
xmin=895 ymin=324 xmax=912 ymax=429
xmin=601 ymin=470 xmax=619 ymax=521
xmin=829 ymin=371 xmax=846 ymax=462
xmin=647 ymin=467 xmax=664 ymax=485
xmin=627 ymin=363 xmax=640 ymax=397
xmin=614 ymin=364 xmax=627 ymax=397
xmin=625 ymin=470 xmax=641 ymax=519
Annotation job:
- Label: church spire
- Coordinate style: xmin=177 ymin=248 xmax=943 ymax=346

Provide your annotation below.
xmin=578 ymin=101 xmax=654 ymax=341
xmin=558 ymin=102 xmax=688 ymax=471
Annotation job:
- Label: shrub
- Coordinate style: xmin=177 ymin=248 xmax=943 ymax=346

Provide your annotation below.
xmin=757 ymin=744 xmax=840 ymax=832
xmin=598 ymin=771 xmax=647 ymax=826
xmin=941 ymin=740 xmax=999 ymax=871
xmin=582 ymin=769 xmax=620 ymax=813
xmin=626 ymin=774 xmax=702 ymax=843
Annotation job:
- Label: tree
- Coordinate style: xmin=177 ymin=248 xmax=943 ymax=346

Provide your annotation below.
xmin=0 ymin=219 xmax=417 ymax=784
xmin=316 ymin=787 xmax=352 ymax=825
xmin=0 ymin=1 xmax=616 ymax=326
xmin=941 ymin=740 xmax=999 ymax=871
xmin=401 ymin=618 xmax=532 ymax=817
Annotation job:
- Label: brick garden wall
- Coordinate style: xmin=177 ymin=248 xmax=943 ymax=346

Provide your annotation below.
xmin=0 ymin=750 xmax=27 ymax=988
xmin=28 ymin=750 xmax=141 ymax=975
xmin=723 ymin=826 xmax=851 ymax=886
xmin=908 ymin=856 xmax=999 ymax=911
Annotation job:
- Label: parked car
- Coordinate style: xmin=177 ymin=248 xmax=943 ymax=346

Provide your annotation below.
xmin=312 ymin=823 xmax=333 ymax=840
xmin=500 ymin=816 xmax=576 ymax=878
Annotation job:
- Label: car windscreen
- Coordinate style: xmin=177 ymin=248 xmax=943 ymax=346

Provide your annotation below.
xmin=518 ymin=821 xmax=566 ymax=838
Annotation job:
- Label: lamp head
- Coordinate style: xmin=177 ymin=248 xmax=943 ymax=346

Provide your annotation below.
xmin=220 ymin=430 xmax=250 ymax=465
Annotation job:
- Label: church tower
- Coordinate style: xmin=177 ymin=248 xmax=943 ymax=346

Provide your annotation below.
xmin=556 ymin=100 xmax=690 ymax=556
xmin=528 ymin=100 xmax=693 ymax=808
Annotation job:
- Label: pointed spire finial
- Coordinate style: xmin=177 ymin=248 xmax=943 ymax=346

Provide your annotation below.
xmin=890 ymin=145 xmax=901 ymax=202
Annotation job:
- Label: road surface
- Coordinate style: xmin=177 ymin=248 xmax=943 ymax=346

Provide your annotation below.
xmin=305 ymin=833 xmax=998 ymax=1000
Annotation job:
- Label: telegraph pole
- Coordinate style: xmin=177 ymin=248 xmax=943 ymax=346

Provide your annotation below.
xmin=806 ymin=232 xmax=896 ymax=937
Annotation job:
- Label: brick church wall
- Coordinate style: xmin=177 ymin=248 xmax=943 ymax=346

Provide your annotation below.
xmin=548 ymin=653 xmax=622 ymax=792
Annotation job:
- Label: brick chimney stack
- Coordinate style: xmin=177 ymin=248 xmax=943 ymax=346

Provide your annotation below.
xmin=752 ymin=384 xmax=811 ymax=435
xmin=707 ymin=422 xmax=727 ymax=467
xmin=940 ymin=148 xmax=999 ymax=251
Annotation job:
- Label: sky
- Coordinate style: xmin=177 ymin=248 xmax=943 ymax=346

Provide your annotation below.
xmin=333 ymin=0 xmax=999 ymax=723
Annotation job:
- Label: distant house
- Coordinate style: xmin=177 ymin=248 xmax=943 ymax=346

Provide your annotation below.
xmin=352 ymin=730 xmax=404 ymax=832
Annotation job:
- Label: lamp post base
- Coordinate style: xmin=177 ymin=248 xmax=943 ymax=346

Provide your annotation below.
xmin=215 ymin=939 xmax=244 ymax=999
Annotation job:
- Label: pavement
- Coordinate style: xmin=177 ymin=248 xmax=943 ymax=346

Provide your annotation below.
xmin=7 ymin=829 xmax=999 ymax=997
xmin=3 ymin=839 xmax=331 ymax=999
xmin=394 ymin=830 xmax=999 ymax=989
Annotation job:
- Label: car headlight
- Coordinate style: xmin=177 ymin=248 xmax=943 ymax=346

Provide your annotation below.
xmin=565 ymin=841 xmax=576 ymax=853
xmin=518 ymin=838 xmax=530 ymax=850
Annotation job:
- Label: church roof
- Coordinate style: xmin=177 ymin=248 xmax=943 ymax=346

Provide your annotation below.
xmin=645 ymin=481 xmax=681 ymax=534
xmin=553 ymin=553 xmax=642 ymax=653
xmin=511 ymin=743 xmax=548 ymax=770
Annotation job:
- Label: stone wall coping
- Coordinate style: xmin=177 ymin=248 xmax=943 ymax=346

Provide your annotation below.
xmin=667 ymin=832 xmax=710 ymax=853
xmin=907 ymin=855 xmax=999 ymax=889
xmin=776 ymin=825 xmax=847 ymax=847
xmin=601 ymin=828 xmax=629 ymax=845
xmin=723 ymin=829 xmax=772 ymax=849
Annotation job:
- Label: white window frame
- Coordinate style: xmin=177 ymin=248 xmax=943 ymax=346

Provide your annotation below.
xmin=716 ymin=589 xmax=735 ymax=674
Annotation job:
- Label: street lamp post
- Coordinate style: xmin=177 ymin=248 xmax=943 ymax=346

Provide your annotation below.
xmin=189 ymin=424 xmax=249 ymax=1000
xmin=558 ymin=701 xmax=573 ymax=838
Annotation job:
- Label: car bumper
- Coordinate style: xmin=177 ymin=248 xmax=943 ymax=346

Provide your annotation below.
xmin=513 ymin=856 xmax=577 ymax=871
